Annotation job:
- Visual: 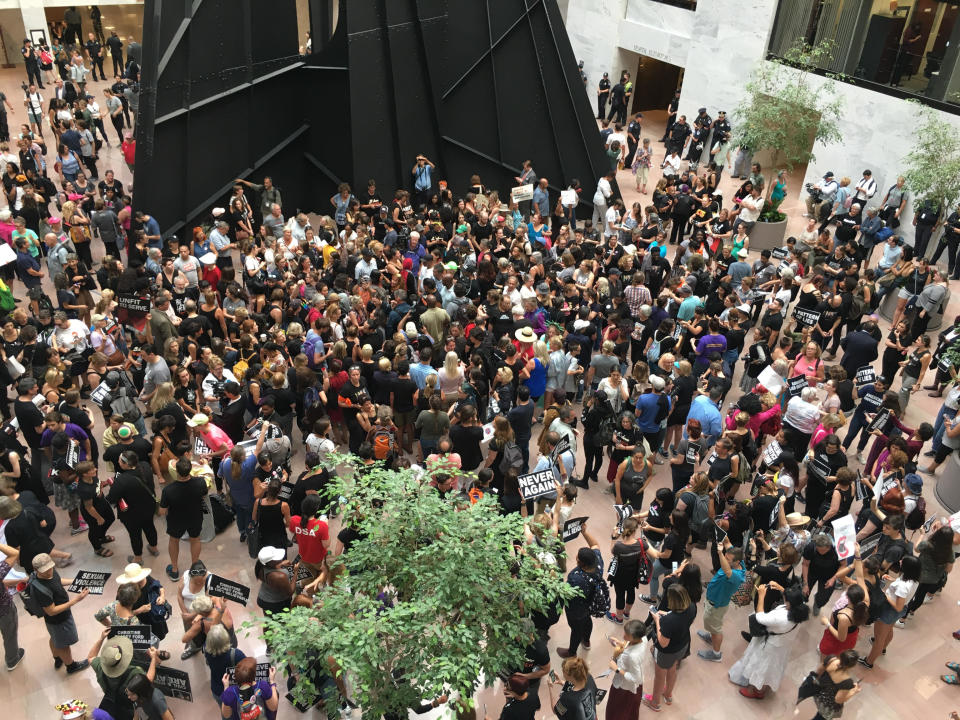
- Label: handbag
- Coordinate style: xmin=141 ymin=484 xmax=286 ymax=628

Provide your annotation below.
xmin=731 ymin=571 xmax=756 ymax=607
xmin=606 ymin=555 xmax=619 ymax=583
xmin=796 ymin=670 xmax=821 ymax=704
xmin=877 ymin=271 xmax=898 ymax=289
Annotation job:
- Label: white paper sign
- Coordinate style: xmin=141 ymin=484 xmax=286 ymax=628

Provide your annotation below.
xmin=0 ymin=243 xmax=16 ymax=267
xmin=561 ymin=189 xmax=577 ymax=206
xmin=481 ymin=422 xmax=494 ymax=443
xmin=757 ymin=365 xmax=784 ymax=395
xmin=832 ymin=516 xmax=856 ymax=560
xmin=511 ymin=184 xmax=534 ymax=202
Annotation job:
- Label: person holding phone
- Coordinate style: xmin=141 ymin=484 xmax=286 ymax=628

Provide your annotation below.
xmin=810 ymin=650 xmax=862 ymax=719
xmin=606 ymin=619 xmax=648 ymax=720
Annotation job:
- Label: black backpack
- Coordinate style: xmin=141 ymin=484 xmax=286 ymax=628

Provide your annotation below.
xmin=20 ymin=573 xmax=52 ymax=617
xmin=905 ymin=496 xmax=927 ymax=531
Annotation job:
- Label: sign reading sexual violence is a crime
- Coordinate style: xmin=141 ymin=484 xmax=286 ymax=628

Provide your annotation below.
xmin=68 ymin=570 xmax=111 ymax=594
xmin=517 ymin=469 xmax=555 ymax=500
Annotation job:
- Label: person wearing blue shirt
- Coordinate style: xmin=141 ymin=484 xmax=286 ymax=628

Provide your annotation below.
xmin=14 ymin=238 xmax=43 ymax=288
xmin=684 ymin=387 xmax=723 ymax=447
xmin=411 ymin=154 xmax=435 ymax=210
xmin=532 ymin=178 xmax=549 ymax=218
xmin=676 ymin=285 xmax=701 ymax=321
xmin=217 ymin=447 xmax=258 ymax=541
xmin=635 ymin=375 xmax=670 ymax=451
xmin=135 ymin=211 xmax=163 ymax=249
xmin=409 ymin=348 xmax=439 ymax=390
xmin=697 ymin=542 xmax=746 ymax=662
xmin=402 ymin=232 xmax=427 ymax=273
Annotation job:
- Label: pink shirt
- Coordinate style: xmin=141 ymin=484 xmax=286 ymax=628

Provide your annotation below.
xmin=791 ymin=356 xmax=822 ymax=386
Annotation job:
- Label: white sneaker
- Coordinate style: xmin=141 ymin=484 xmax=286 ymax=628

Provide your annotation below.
xmin=856 ymin=452 xmax=865 ymax=464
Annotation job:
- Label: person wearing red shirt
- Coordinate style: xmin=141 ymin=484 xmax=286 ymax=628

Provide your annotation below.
xmin=289 ymin=495 xmax=329 ymax=581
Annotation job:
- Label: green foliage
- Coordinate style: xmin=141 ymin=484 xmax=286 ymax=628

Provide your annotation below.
xmin=254 ymin=456 xmax=574 ymax=719
xmin=733 ymin=41 xmax=845 ymax=171
xmin=759 ymin=195 xmax=787 ymax=223
xmin=902 ymin=103 xmax=960 ymax=212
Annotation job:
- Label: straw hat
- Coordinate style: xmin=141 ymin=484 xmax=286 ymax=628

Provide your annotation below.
xmin=98 ymin=636 xmax=134 ymax=677
xmin=515 ymin=327 xmax=537 ymax=343
xmin=116 ymin=562 xmax=151 ymax=585
xmin=785 ymin=512 xmax=811 ymax=528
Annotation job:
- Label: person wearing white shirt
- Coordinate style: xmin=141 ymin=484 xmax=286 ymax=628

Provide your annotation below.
xmin=661 ymin=151 xmax=681 ymax=178
xmin=607 ymin=620 xmax=649 ymax=715
xmin=854 ymin=170 xmax=877 ymax=203
xmin=605 ymin=199 xmax=623 ymax=239
xmin=172 ymin=244 xmax=200 ymax=287
xmin=592 ymin=170 xmax=615 ymax=229
xmin=285 ymin=213 xmax=309 ymax=243
xmin=607 ymin=126 xmax=628 ymax=162
xmin=52 ymin=313 xmax=90 ymax=353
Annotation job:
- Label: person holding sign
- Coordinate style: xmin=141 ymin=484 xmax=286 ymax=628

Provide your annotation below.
xmin=29 ymin=552 xmax=90 ymax=674
xmin=556 ymin=521 xmax=604 ymax=659
xmin=220 ymin=657 xmax=280 ymax=720
xmin=126 ymin=673 xmax=175 ymax=720
xmin=614 ymin=448 xmax=653 ymax=510
xmin=608 ymin=518 xmax=660 ymax=625
xmin=787 ymin=342 xmax=825 ymax=388
xmin=803 ymin=435 xmax=847 ymax=525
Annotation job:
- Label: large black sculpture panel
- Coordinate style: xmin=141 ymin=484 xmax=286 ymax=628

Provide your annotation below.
xmin=135 ymin=0 xmax=608 ymax=237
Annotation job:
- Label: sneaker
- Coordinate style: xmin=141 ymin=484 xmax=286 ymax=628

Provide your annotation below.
xmin=606 ymin=611 xmax=624 ymax=624
xmin=70 ymin=525 xmax=87 ymax=536
xmin=582 ymin=641 xmax=591 ymax=649
xmin=696 ymin=629 xmax=712 ymax=644
xmin=952 ymin=630 xmax=960 ymax=641
xmin=181 ymin=646 xmax=201 ymax=660
xmin=697 ymin=649 xmax=722 ymax=662
xmin=924 ymin=450 xmax=937 ymax=458
xmin=856 ymin=452 xmax=865 ymax=464
xmin=857 ymin=657 xmax=874 ymax=669
xmin=642 ymin=695 xmax=661 ymax=712
xmin=6 ymin=648 xmax=24 ymax=671
xmin=640 ymin=594 xmax=657 ymax=604
xmin=54 ymin=657 xmax=63 ymax=670
xmin=66 ymin=660 xmax=89 ymax=674
xmin=165 ymin=564 xmax=179 ymax=581
xmin=653 ymin=455 xmax=665 ymax=465
xmin=895 ymin=617 xmax=906 ymax=627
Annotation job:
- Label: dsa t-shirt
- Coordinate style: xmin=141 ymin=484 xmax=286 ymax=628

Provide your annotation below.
xmin=289 ymin=516 xmax=329 ymax=564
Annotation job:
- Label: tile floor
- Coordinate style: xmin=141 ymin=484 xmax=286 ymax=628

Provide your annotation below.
xmin=0 ymin=77 xmax=957 ymax=720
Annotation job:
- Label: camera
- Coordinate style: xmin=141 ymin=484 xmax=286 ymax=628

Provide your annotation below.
xmin=805 ymin=183 xmax=823 ymax=203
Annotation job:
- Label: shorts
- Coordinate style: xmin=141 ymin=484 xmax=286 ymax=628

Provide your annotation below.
xmin=876 ymin=597 xmax=906 ymax=625
xmin=653 ymin=643 xmax=686 ymax=669
xmin=702 ymin=599 xmax=729 ymax=635
xmin=394 ymin=410 xmax=413 ymax=427
xmin=46 ymin=614 xmax=79 ymax=648
xmin=28 ymin=111 xmax=43 ymax=124
xmin=167 ymin=516 xmax=202 ymax=539
xmin=897 ymin=287 xmax=915 ymax=301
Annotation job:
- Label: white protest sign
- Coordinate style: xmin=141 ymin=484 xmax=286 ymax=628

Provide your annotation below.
xmin=832 ymin=516 xmax=857 ymax=560
xmin=757 ymin=365 xmax=784 ymax=395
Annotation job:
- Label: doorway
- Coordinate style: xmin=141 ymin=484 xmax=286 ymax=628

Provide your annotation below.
xmin=631 ymin=54 xmax=683 ymax=113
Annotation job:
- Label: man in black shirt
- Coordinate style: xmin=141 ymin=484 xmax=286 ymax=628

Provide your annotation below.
xmin=626 ymin=112 xmax=642 ymax=165
xmin=913 ymin=197 xmax=941 ymax=260
xmin=159 ymin=458 xmax=208 ymax=579
xmin=661 ymin=90 xmax=680 ymax=141
xmin=211 ymin=382 xmax=246 ymax=443
xmin=103 ymin=425 xmax=152 ymax=468
xmin=666 ymin=115 xmax=690 ymax=157
xmin=930 ymin=202 xmax=960 ymax=278
xmin=30 ymin=553 xmax=90 ymax=673
xmin=106 ymin=451 xmax=159 ymax=563
xmin=106 ymin=32 xmax=124 ymax=77
xmin=390 ymin=361 xmax=417 ymax=454
xmin=607 ymin=81 xmax=626 ymax=123
xmin=14 ymin=377 xmax=48 ymax=503
xmin=596 ymin=73 xmax=610 ymax=119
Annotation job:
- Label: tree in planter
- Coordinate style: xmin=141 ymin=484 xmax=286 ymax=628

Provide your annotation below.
xmin=732 ymin=40 xmax=845 ymax=212
xmin=254 ymin=457 xmax=575 ymax=718
xmin=902 ymin=104 xmax=960 ymax=220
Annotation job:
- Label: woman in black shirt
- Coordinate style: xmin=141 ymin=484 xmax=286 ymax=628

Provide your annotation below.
xmin=74 ymin=461 xmax=115 ymax=557
xmin=647 ymin=584 xmax=696 ymax=712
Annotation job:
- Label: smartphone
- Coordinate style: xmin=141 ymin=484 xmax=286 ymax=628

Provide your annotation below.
xmin=672 ymin=561 xmax=679 ymax=573
xmin=549 ymin=670 xmax=559 ymax=683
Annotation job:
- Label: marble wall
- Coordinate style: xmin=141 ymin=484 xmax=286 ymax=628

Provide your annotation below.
xmin=563 ymin=0 xmax=960 ymax=243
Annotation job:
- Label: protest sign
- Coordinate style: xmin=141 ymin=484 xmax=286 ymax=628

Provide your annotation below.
xmin=206 ymin=574 xmax=250 ymax=606
xmin=511 ymin=184 xmax=534 ymax=202
xmin=153 ymin=666 xmax=193 ymax=701
xmin=855 ymin=366 xmax=876 ymax=386
xmin=762 ymin=440 xmax=783 ymax=467
xmin=793 ymin=307 xmax=821 ymax=328
xmin=227 ymin=662 xmax=272 ymax=684
xmin=562 ymin=517 xmax=589 ymax=543
xmin=832 ymin=516 xmax=857 ymax=560
xmin=68 ymin=570 xmax=110 ymax=594
xmin=517 ymin=469 xmax=555 ymax=500
xmin=117 ymin=295 xmax=151 ymax=314
xmin=868 ymin=408 xmax=891 ymax=433
xmin=550 ymin=435 xmax=572 ymax=464
xmin=108 ymin=625 xmax=152 ymax=649
xmin=277 ymin=481 xmax=296 ymax=502
xmin=771 ymin=247 xmax=789 ymax=260
xmin=788 ymin=375 xmax=808 ymax=397
xmin=757 ymin=366 xmax=784 ymax=395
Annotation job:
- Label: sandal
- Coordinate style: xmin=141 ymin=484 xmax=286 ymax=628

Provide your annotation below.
xmin=94 ymin=547 xmax=113 ymax=557
xmin=147 ymin=546 xmax=160 ymax=557
xmin=947 ymin=662 xmax=960 ymax=673
xmin=102 ymin=535 xmax=116 ymax=543
xmin=942 ymin=674 xmax=960 ymax=686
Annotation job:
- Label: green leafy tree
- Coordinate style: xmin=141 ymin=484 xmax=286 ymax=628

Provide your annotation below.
xmin=733 ymin=41 xmax=845 ymax=183
xmin=255 ymin=457 xmax=574 ymax=718
xmin=902 ymin=104 xmax=960 ymax=213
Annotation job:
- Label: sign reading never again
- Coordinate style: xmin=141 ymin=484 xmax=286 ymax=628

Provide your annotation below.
xmin=517 ymin=469 xmax=555 ymax=500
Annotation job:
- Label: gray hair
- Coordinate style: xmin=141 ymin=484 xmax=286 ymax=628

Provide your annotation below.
xmin=204 ymin=623 xmax=232 ymax=656
xmin=190 ymin=594 xmax=214 ymax=614
xmin=801 ymin=387 xmax=819 ymax=402
xmin=148 ymin=248 xmax=161 ymax=260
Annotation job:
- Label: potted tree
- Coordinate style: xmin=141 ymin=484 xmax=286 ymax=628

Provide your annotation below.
xmin=732 ymin=41 xmax=845 ymax=251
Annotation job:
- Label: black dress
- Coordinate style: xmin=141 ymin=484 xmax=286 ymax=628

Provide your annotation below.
xmin=255 ymin=499 xmax=288 ymax=551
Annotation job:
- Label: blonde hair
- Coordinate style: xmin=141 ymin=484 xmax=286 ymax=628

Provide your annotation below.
xmin=361 ymin=344 xmax=373 ymax=361
xmin=444 ymin=351 xmax=460 ymax=379
xmin=498 ymin=366 xmax=514 ymax=384
xmin=533 ymin=340 xmax=550 ymax=367
xmin=676 ymin=360 xmax=692 ymax=377
xmin=149 ymin=382 xmax=176 ymax=414
xmin=423 ymin=373 xmax=439 ymax=398
xmin=378 ymin=357 xmax=391 ymax=372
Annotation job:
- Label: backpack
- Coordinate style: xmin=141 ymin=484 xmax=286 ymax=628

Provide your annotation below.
xmin=596 ymin=415 xmax=615 ymax=447
xmin=905 ymin=496 xmax=927 ymax=531
xmin=20 ymin=574 xmax=52 ymax=617
xmin=232 ymin=358 xmax=250 ymax=381
xmin=499 ymin=441 xmax=523 ymax=474
xmin=109 ymin=390 xmax=141 ymax=423
xmin=693 ymin=270 xmax=712 ymax=296
xmin=236 ymin=683 xmax=265 ymax=720
xmin=736 ymin=452 xmax=751 ymax=486
xmin=691 ymin=493 xmax=713 ymax=535
xmin=371 ymin=426 xmax=395 ymax=460
xmin=646 ymin=333 xmax=663 ymax=363
xmin=583 ymin=570 xmax=611 ymax=618
xmin=635 ymin=540 xmax=652 ymax=585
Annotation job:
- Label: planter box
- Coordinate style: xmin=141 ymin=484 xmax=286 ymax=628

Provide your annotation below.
xmin=748 ymin=220 xmax=787 ymax=252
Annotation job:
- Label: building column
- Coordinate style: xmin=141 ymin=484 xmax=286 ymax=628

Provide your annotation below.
xmin=19 ymin=0 xmax=49 ymax=47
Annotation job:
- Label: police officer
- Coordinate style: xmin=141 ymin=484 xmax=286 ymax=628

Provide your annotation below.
xmin=597 ymin=72 xmax=610 ymax=120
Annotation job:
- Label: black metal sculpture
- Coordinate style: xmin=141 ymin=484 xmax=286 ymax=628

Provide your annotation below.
xmin=135 ymin=0 xmax=608 ymax=238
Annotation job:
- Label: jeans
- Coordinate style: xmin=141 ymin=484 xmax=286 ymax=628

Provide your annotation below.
xmin=932 ymin=405 xmax=958 ymax=453
xmin=567 ymin=612 xmax=593 ymax=653
xmin=843 ymin=411 xmax=871 ymax=452
xmin=235 ymin=503 xmax=253 ymax=536
xmin=0 ymin=607 xmax=20 ymax=667
xmin=592 ymin=202 xmax=607 ymax=231
xmin=648 ymin=558 xmax=670 ymax=600
xmin=897 ymin=374 xmax=919 ymax=413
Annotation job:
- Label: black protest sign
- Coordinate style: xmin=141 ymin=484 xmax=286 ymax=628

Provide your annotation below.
xmin=562 ymin=517 xmax=589 ymax=543
xmin=596 ymin=689 xmax=608 ymax=704
xmin=108 ymin=624 xmax=151 ymax=649
xmin=787 ymin=375 xmax=808 ymax=397
xmin=855 ymin=366 xmax=876 ymax=386
xmin=771 ymin=247 xmax=789 ymax=260
xmin=792 ymin=306 xmax=821 ymax=328
xmin=550 ymin=435 xmax=572 ymax=464
xmin=277 ymin=481 xmax=296 ymax=501
xmin=66 ymin=439 xmax=80 ymax=468
xmin=153 ymin=666 xmax=193 ymax=702
xmin=809 ymin=456 xmax=831 ymax=480
xmin=613 ymin=504 xmax=633 ymax=522
xmin=868 ymin=408 xmax=890 ymax=433
xmin=117 ymin=294 xmax=151 ymax=314
xmin=68 ymin=570 xmax=111 ymax=594
xmin=227 ymin=662 xmax=272 ymax=684
xmin=517 ymin=469 xmax=555 ymax=501
xmin=762 ymin=439 xmax=783 ymax=466
xmin=685 ymin=441 xmax=701 ymax=465
xmin=206 ymin=574 xmax=251 ymax=606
